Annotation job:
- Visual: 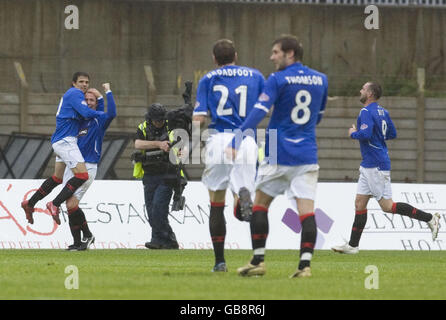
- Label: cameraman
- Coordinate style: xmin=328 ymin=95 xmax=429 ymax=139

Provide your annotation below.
xmin=134 ymin=103 xmax=179 ymax=250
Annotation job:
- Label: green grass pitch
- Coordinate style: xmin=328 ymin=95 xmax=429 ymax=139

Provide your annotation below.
xmin=0 ymin=249 xmax=445 ymax=300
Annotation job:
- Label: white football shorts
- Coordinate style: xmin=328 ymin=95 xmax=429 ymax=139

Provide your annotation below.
xmin=62 ymin=162 xmax=97 ymax=201
xmin=201 ymin=132 xmax=258 ymax=196
xmin=53 ymin=136 xmax=85 ymax=169
xmin=356 ymin=166 xmax=392 ymax=201
xmin=255 ymin=163 xmax=319 ymax=200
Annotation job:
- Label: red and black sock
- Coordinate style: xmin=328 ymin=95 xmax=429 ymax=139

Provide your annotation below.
xmin=299 ymin=212 xmax=316 ymax=270
xmin=28 ymin=175 xmax=62 ymax=207
xmin=250 ymin=205 xmax=268 ymax=265
xmin=392 ymin=202 xmax=432 ymax=222
xmin=209 ymin=202 xmax=226 ymax=264
xmin=349 ymin=209 xmax=368 ymax=247
xmin=78 ymin=208 xmax=92 ymax=238
xmin=52 ymin=172 xmax=88 ymax=207
xmin=68 ymin=206 xmax=83 ymax=246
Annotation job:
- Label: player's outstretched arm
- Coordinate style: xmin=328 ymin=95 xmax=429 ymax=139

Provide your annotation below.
xmin=103 ymin=83 xmax=117 ymax=119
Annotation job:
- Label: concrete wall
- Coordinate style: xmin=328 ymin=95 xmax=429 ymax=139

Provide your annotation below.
xmin=1 ymin=1 xmax=445 ymax=183
xmin=1 ymin=91 xmax=445 ymax=183
xmin=0 ymin=1 xmax=445 ymax=95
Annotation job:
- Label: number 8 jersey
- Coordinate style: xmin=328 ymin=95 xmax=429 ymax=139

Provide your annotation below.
xmin=193 ymin=65 xmax=265 ymax=131
xmin=240 ymin=62 xmax=328 ymax=166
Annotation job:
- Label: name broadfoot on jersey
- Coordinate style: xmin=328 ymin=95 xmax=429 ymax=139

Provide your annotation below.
xmin=194 ymin=65 xmax=265 ymax=132
xmin=205 ymin=67 xmax=255 ymax=79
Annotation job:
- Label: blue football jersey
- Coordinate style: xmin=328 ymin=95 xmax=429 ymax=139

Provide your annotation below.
xmin=239 ymin=62 xmax=328 ymax=166
xmin=77 ymin=91 xmax=117 ymax=163
xmin=51 ymin=87 xmax=104 ymax=144
xmin=350 ymin=102 xmax=397 ymax=170
xmin=193 ymin=65 xmax=265 ymax=132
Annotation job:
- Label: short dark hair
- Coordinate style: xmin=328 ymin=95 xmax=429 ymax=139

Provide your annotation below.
xmin=72 ymin=71 xmax=90 ymax=83
xmin=367 ymin=82 xmax=382 ymax=100
xmin=213 ymin=39 xmax=236 ymax=66
xmin=273 ymin=34 xmax=303 ymax=61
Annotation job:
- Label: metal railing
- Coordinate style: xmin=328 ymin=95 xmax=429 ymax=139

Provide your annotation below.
xmin=144 ymin=0 xmax=446 ymax=7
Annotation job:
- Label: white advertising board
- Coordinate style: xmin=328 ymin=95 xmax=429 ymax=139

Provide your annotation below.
xmin=0 ymin=180 xmax=444 ymax=250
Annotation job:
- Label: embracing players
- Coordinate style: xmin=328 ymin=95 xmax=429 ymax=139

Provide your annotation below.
xmin=63 ymin=83 xmax=116 ymax=250
xmin=22 ymin=72 xmax=105 ymax=227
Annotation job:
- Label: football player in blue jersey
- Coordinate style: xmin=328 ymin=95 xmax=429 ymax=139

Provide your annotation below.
xmin=63 ymin=83 xmax=116 ymax=251
xmin=332 ymin=82 xmax=440 ymax=254
xmin=228 ymin=34 xmax=328 ymax=278
xmin=21 ymin=72 xmax=105 ymax=226
xmin=193 ymin=39 xmax=265 ymax=272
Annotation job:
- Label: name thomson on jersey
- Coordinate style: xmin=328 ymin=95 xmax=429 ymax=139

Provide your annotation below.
xmin=285 ymin=75 xmax=324 ymax=86
xmin=206 ymin=68 xmax=254 ymax=78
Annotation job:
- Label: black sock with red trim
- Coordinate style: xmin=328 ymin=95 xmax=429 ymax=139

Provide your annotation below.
xmin=250 ymin=205 xmax=268 ymax=265
xmin=209 ymin=202 xmax=226 ymax=264
xmin=28 ymin=175 xmax=62 ymax=207
xmin=392 ymin=202 xmax=432 ymax=222
xmin=78 ymin=208 xmax=92 ymax=238
xmin=299 ymin=212 xmax=316 ymax=270
xmin=52 ymin=172 xmax=89 ymax=207
xmin=349 ymin=209 xmax=367 ymax=247
xmin=68 ymin=206 xmax=82 ymax=246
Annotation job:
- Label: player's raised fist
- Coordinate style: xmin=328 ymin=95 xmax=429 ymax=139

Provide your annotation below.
xmin=102 ymin=83 xmax=111 ymax=92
